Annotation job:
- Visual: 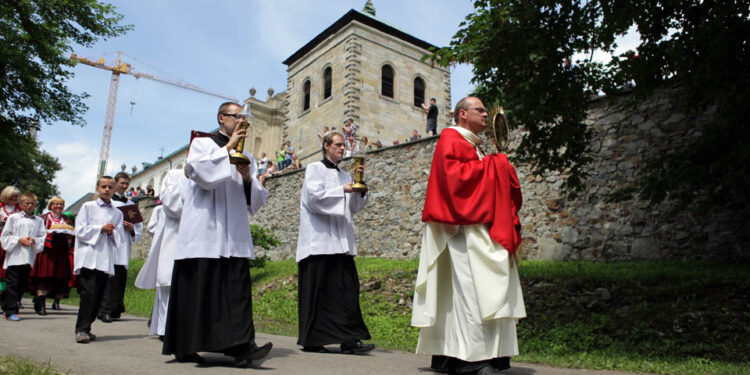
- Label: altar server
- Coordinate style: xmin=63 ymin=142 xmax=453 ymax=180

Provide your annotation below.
xmin=295 ymin=132 xmax=374 ymax=354
xmin=0 ymin=186 xmax=22 ymax=303
xmin=411 ymin=97 xmax=526 ymax=375
xmin=73 ymin=176 xmax=124 ymax=343
xmin=135 ymin=169 xmax=187 ymax=337
xmin=0 ymin=192 xmax=46 ymax=321
xmin=98 ymin=172 xmax=142 ymax=322
xmin=162 ymin=102 xmax=272 ymax=367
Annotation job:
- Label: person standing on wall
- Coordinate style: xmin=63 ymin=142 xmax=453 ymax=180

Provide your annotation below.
xmin=421 ymin=98 xmax=439 ymax=136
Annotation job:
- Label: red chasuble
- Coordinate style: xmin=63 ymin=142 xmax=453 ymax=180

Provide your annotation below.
xmin=422 ymin=128 xmax=523 ymax=254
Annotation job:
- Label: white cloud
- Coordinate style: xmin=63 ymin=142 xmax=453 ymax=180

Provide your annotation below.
xmin=48 ymin=142 xmax=123 ymax=205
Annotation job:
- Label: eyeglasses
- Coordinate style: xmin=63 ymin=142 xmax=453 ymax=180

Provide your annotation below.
xmin=468 ymin=107 xmax=487 ymax=114
xmin=221 ymin=113 xmax=245 ymax=119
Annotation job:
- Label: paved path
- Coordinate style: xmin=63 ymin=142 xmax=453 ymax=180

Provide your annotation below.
xmin=0 ymin=298 xmax=645 ymax=375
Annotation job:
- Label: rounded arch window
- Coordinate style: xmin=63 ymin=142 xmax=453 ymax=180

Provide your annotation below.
xmin=323 ymin=67 xmax=332 ymax=99
xmin=381 ymin=65 xmax=394 ymax=98
xmin=303 ymin=80 xmax=311 ymax=111
xmin=414 ymin=77 xmax=425 ymax=107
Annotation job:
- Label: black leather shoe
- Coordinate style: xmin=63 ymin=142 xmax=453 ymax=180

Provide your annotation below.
xmin=99 ymin=313 xmax=113 ymax=323
xmin=176 ymin=353 xmax=204 ymax=363
xmin=250 ymin=342 xmax=273 ymax=360
xmin=51 ymin=299 xmax=61 ymax=310
xmin=234 ymin=342 xmax=273 ymax=368
xmin=491 ymin=357 xmax=510 ymax=371
xmin=340 ymin=340 xmax=375 ymax=354
xmin=34 ymin=296 xmax=46 ymax=315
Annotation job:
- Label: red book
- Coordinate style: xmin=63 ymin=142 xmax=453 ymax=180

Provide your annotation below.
xmin=118 ymin=204 xmax=143 ymax=224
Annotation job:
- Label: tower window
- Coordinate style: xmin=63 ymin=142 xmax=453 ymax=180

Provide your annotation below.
xmin=414 ymin=77 xmax=425 ymax=107
xmin=323 ymin=67 xmax=332 ymax=99
xmin=303 ymin=80 xmax=311 ymax=111
xmin=381 ymin=65 xmax=394 ymax=98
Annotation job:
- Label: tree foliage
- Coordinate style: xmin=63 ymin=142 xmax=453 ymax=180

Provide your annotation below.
xmin=0 ymin=0 xmax=131 ymax=201
xmin=431 ymin=0 xmax=750 ymax=206
xmin=0 ymin=126 xmax=61 ymax=208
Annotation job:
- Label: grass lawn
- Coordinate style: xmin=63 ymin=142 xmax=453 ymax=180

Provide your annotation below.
xmin=59 ymin=258 xmax=750 ymax=375
xmin=0 ymin=356 xmax=65 ymax=375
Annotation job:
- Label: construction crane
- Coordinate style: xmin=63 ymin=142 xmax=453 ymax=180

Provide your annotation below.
xmin=70 ymin=51 xmax=239 ymax=177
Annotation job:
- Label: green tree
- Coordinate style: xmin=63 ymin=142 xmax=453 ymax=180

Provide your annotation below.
xmin=0 ymin=0 xmax=131 ymax=199
xmin=431 ymin=0 xmax=749 ymax=206
xmin=0 ymin=130 xmax=61 ymax=208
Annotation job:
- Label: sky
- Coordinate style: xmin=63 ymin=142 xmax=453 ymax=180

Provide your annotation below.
xmin=40 ymin=0 xmax=480 ymax=205
xmin=38 ymin=0 xmax=639 ymax=205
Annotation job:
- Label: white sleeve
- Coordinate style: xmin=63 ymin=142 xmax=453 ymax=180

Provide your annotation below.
xmin=110 ymin=212 xmax=123 ymax=248
xmin=146 ymin=207 xmax=163 ymax=234
xmin=75 ymin=205 xmax=103 ymax=246
xmin=185 ymin=138 xmax=232 ymax=191
xmin=301 ymin=164 xmax=346 ymax=217
xmin=32 ymin=218 xmax=47 ymax=255
xmin=349 ymin=191 xmax=369 ymax=214
xmin=160 ymin=172 xmax=185 ymax=219
xmin=0 ymin=215 xmax=20 ymax=253
xmin=130 ymin=222 xmax=143 ymax=243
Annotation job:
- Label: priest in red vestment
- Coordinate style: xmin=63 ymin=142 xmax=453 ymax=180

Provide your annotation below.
xmin=412 ymin=97 xmax=526 ymax=375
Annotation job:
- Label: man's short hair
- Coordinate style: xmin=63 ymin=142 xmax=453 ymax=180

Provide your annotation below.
xmin=454 ymin=97 xmax=474 ymax=123
xmin=114 ymin=171 xmax=130 ymax=183
xmin=97 ymin=175 xmax=115 ymax=188
xmin=217 ymin=102 xmax=240 ymax=125
xmin=20 ymin=192 xmax=37 ymax=202
xmin=321 ymin=131 xmax=344 ymax=153
xmin=430 ymin=98 xmax=436 ymax=102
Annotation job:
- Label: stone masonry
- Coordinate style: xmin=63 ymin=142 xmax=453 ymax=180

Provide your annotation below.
xmin=249 ymin=88 xmax=749 ymax=262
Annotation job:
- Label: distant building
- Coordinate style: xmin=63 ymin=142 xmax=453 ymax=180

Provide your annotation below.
xmin=128 ymin=1 xmax=450 ymax=194
xmin=129 ymin=91 xmax=285 ymax=195
xmin=283 ymin=2 xmax=451 ymax=160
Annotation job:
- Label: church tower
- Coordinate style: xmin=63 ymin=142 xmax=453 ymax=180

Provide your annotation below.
xmin=282 ymin=1 xmax=451 ymax=160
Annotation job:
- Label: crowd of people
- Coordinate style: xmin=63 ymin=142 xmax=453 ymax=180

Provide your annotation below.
xmin=0 ymin=96 xmax=524 ymax=375
xmin=0 ymin=187 xmax=75 ymax=319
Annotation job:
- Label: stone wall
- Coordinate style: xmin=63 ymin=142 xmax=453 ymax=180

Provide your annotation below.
xmin=130 ymin=196 xmax=159 ymax=259
xmin=250 ymin=88 xmax=749 ymax=262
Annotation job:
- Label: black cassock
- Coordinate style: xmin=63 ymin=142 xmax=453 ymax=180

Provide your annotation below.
xmin=162 ymin=132 xmax=259 ymax=357
xmin=297 ymin=253 xmax=371 ymax=347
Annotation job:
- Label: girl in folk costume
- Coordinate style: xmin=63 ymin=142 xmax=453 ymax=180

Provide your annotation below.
xmin=0 ymin=186 xmax=22 ymax=296
xmin=29 ymin=197 xmax=74 ymax=314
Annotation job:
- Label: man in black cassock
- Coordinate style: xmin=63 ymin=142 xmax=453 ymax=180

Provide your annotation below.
xmin=295 ymin=132 xmax=374 ymax=354
xmin=162 ymin=102 xmax=271 ymax=367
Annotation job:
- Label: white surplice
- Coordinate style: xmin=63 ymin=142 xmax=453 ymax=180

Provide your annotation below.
xmin=0 ymin=212 xmax=46 ymax=268
xmin=135 ymin=205 xmax=165 ymax=289
xmin=295 ymin=160 xmax=368 ymax=262
xmin=135 ymin=169 xmax=188 ymax=289
xmin=74 ymin=199 xmax=123 ymax=275
xmin=111 ymin=194 xmax=143 ymax=269
xmin=175 ymin=138 xmax=268 ymax=260
xmin=412 ymin=126 xmax=526 ymax=362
